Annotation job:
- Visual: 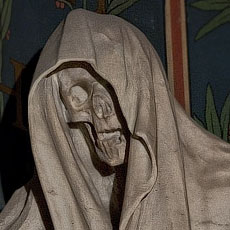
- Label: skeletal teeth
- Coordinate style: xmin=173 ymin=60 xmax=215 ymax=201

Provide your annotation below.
xmin=97 ymin=131 xmax=121 ymax=141
xmin=101 ymin=141 xmax=112 ymax=159
xmin=95 ymin=130 xmax=126 ymax=166
xmin=97 ymin=139 xmax=119 ymax=160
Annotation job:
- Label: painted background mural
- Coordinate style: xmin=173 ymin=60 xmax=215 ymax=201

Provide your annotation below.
xmin=187 ymin=0 xmax=230 ymax=141
xmin=0 ymin=0 xmax=229 ymax=211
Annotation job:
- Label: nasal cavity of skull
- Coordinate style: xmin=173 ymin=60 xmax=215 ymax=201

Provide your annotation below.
xmin=70 ymin=85 xmax=89 ymax=107
xmin=93 ymin=95 xmax=113 ymax=119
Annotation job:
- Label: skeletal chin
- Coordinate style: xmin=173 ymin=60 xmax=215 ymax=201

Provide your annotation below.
xmin=96 ymin=131 xmax=126 ymax=166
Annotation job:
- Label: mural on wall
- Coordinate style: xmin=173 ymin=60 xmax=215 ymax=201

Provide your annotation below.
xmin=194 ymin=85 xmax=230 ymax=142
xmin=0 ymin=0 xmax=13 ymax=210
xmin=191 ymin=0 xmax=230 ymax=40
xmin=165 ymin=0 xmax=230 ymax=144
xmin=0 ymin=0 xmax=12 ymax=120
xmin=54 ymin=0 xmax=142 ymax=14
xmin=189 ymin=0 xmax=230 ymax=142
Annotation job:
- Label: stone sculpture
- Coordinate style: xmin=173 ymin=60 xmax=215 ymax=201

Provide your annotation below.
xmin=1 ymin=9 xmax=230 ymax=230
xmin=58 ymin=67 xmax=127 ymax=167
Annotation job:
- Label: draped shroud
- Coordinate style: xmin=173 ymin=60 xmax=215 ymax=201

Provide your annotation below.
xmin=1 ymin=9 xmax=230 ymax=230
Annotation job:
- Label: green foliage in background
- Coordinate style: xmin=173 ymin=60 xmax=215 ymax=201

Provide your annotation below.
xmin=0 ymin=0 xmax=13 ymax=120
xmin=106 ymin=0 xmax=140 ymax=15
xmin=194 ymin=84 xmax=230 ymax=142
xmin=191 ymin=0 xmax=230 ymax=40
xmin=1 ymin=0 xmax=12 ymax=40
xmin=57 ymin=0 xmax=74 ymax=9
xmin=81 ymin=0 xmax=141 ymax=15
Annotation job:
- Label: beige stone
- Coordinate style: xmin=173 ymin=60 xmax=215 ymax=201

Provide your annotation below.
xmin=1 ymin=9 xmax=230 ymax=230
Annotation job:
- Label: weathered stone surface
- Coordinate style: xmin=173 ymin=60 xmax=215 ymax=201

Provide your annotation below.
xmin=1 ymin=9 xmax=230 ymax=230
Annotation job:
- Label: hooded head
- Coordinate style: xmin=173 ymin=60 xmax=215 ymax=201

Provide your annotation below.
xmin=28 ymin=9 xmax=230 ymax=230
xmin=29 ymin=9 xmax=158 ymax=229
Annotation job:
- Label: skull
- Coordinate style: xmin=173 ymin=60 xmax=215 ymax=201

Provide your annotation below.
xmin=58 ymin=68 xmax=127 ymax=166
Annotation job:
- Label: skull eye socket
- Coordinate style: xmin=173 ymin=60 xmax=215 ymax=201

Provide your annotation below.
xmin=70 ymin=85 xmax=89 ymax=106
xmin=93 ymin=95 xmax=114 ymax=119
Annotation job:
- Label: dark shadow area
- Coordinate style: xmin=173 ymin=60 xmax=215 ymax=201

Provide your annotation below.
xmin=25 ymin=172 xmax=54 ymax=230
xmin=0 ymin=50 xmax=55 ymax=228
xmin=0 ymin=50 xmax=41 ymax=203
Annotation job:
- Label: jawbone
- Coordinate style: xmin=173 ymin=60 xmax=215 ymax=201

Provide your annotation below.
xmin=96 ymin=131 xmax=126 ymax=166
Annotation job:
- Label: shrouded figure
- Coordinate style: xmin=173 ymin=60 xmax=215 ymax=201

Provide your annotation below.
xmin=1 ymin=9 xmax=230 ymax=230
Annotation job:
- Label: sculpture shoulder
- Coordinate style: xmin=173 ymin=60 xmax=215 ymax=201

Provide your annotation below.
xmin=0 ymin=175 xmax=53 ymax=230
